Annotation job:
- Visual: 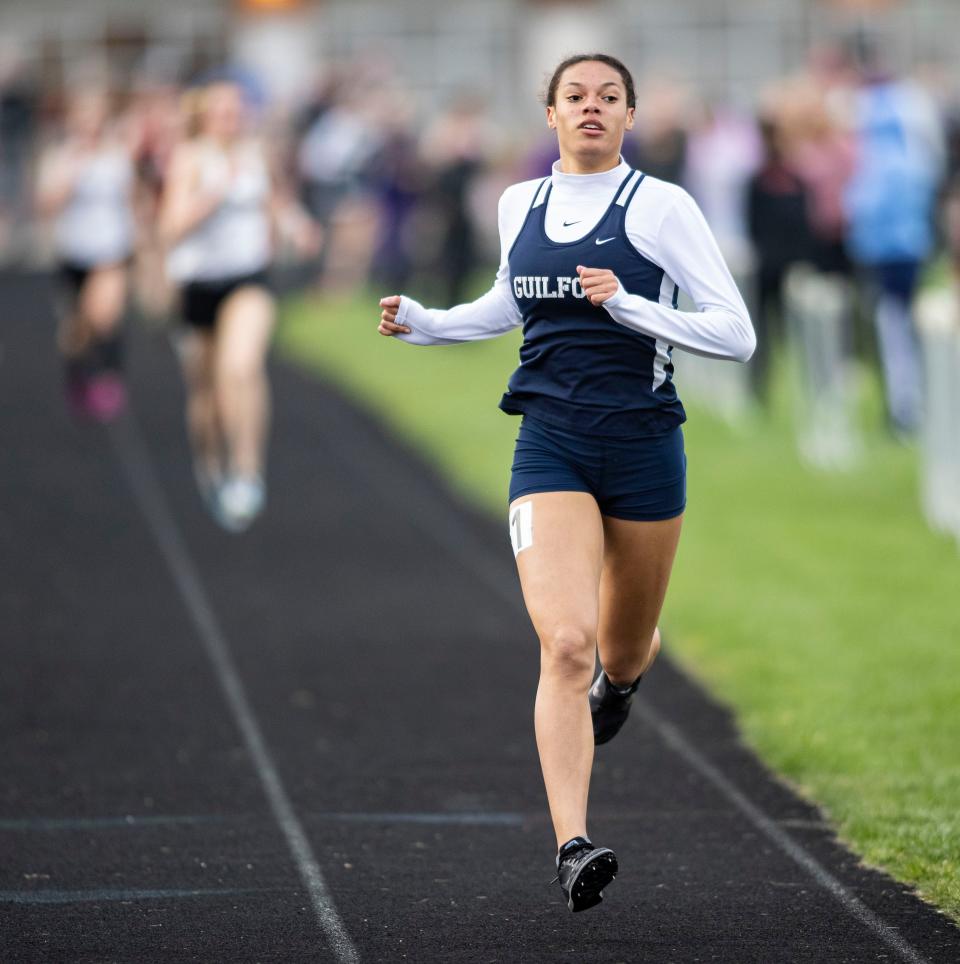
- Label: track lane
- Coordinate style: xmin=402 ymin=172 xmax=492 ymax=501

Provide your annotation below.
xmin=2 ymin=271 xmax=959 ymax=962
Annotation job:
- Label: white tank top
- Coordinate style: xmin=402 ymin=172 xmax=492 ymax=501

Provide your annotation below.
xmin=167 ymin=140 xmax=272 ymax=283
xmin=55 ymin=147 xmax=135 ymax=267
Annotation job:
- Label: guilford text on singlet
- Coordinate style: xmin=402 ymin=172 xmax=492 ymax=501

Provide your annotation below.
xmin=513 ymin=275 xmax=587 ymax=300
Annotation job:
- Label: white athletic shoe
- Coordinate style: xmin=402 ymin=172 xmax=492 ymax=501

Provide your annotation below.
xmin=193 ymin=461 xmax=223 ymax=515
xmin=215 ymin=475 xmax=265 ymax=533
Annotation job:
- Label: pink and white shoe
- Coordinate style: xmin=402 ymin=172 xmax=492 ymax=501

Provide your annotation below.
xmin=84 ymin=373 xmax=127 ymax=422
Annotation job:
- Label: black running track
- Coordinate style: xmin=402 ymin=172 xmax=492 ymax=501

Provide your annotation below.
xmin=2 ymin=269 xmax=958 ymax=964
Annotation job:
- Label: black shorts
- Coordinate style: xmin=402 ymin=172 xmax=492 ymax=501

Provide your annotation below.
xmin=58 ymin=259 xmax=130 ymax=298
xmin=59 ymin=261 xmax=91 ymax=295
xmin=180 ymin=272 xmax=272 ymax=330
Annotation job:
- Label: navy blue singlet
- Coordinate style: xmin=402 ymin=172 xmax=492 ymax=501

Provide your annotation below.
xmin=499 ymin=170 xmax=686 ymax=437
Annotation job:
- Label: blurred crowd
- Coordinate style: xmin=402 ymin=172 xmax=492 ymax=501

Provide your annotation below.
xmin=2 ymin=34 xmax=960 ymax=531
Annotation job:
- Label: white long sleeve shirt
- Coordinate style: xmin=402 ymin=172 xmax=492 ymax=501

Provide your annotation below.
xmin=395 ymin=158 xmax=755 ymax=363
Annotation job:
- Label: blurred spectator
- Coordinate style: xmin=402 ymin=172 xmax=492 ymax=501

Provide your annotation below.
xmin=419 ymin=94 xmax=492 ymax=304
xmin=683 ymin=100 xmax=760 ymax=277
xmin=943 ymin=105 xmax=960 ymax=187
xmin=779 ymin=69 xmax=863 ymax=466
xmin=35 ymin=88 xmax=137 ymax=420
xmin=131 ymin=80 xmax=184 ymax=201
xmin=293 ymin=72 xmax=337 ymax=145
xmin=746 ymin=109 xmax=812 ymax=403
xmin=630 ymin=77 xmax=689 ymax=185
xmin=129 ymin=78 xmax=184 ymax=323
xmin=944 ymin=177 xmax=960 ymax=275
xmin=844 ymin=42 xmax=945 ymax=437
xmin=787 ymin=74 xmax=857 ymax=281
xmin=296 ymin=72 xmax=383 ymax=290
xmin=679 ymin=100 xmax=758 ymax=419
xmin=367 ymin=109 xmax=423 ymax=293
xmin=0 ymin=46 xmax=38 ymax=262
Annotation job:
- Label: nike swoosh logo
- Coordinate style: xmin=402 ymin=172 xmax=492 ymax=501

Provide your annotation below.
xmin=563 ymin=220 xmax=581 ymax=227
xmin=595 ymin=237 xmax=616 ymax=245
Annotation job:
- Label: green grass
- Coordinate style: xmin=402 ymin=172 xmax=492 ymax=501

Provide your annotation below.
xmin=278 ymin=289 xmax=960 ymax=920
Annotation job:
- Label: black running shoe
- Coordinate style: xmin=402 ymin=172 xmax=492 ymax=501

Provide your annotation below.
xmin=590 ymin=670 xmax=643 ymax=745
xmin=554 ymin=837 xmax=618 ymax=912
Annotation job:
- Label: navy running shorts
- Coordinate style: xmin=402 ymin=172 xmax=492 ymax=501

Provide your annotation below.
xmin=508 ymin=415 xmax=686 ymax=522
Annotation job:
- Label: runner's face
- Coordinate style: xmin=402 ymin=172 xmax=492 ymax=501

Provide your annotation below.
xmin=203 ymin=84 xmax=245 ymax=141
xmin=546 ymin=62 xmax=634 ymax=170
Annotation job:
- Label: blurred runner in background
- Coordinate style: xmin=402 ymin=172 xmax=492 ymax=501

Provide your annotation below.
xmin=160 ymin=77 xmax=319 ymax=532
xmin=35 ymin=88 xmax=138 ymax=421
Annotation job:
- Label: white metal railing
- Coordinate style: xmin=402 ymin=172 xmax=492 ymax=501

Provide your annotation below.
xmin=915 ymin=284 xmax=960 ymax=545
xmin=784 ymin=264 xmax=863 ymax=471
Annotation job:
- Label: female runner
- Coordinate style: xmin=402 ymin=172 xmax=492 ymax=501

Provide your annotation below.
xmin=36 ymin=89 xmax=137 ymax=420
xmin=160 ymin=79 xmax=317 ymax=531
xmin=378 ymin=54 xmax=754 ymax=912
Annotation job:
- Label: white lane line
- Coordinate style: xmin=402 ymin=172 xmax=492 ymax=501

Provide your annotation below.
xmin=108 ymin=413 xmax=359 ymax=964
xmin=0 ymin=810 xmax=524 ymax=833
xmin=320 ymin=401 xmax=932 ymax=964
xmin=0 ymin=887 xmax=283 ymax=905
xmin=632 ymin=703 xmax=932 ymax=964
xmin=0 ymin=814 xmax=229 ymax=831
xmin=311 ymin=811 xmax=524 ymax=826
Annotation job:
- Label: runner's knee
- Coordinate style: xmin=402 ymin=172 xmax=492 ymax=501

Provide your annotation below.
xmin=79 ymin=275 xmax=125 ymax=333
xmin=217 ymin=347 xmax=263 ymax=388
xmin=540 ymin=625 xmax=596 ymax=684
